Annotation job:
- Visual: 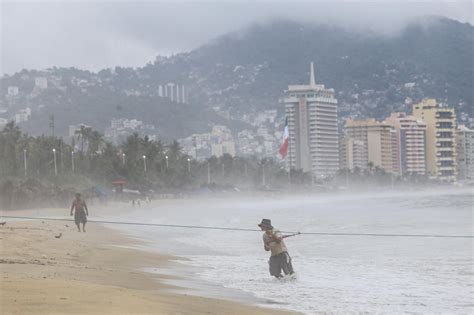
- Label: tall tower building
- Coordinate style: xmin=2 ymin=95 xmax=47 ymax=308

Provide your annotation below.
xmin=456 ymin=125 xmax=474 ymax=180
xmin=384 ymin=112 xmax=427 ymax=175
xmin=412 ymin=99 xmax=457 ymax=182
xmin=283 ymin=62 xmax=339 ymax=177
xmin=343 ymin=118 xmax=398 ymax=174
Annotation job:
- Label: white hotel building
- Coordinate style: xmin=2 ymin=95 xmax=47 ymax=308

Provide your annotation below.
xmin=283 ymin=63 xmax=339 ymax=178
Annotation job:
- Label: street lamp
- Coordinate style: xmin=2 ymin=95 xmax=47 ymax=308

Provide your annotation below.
xmin=71 ymin=151 xmax=75 ymax=172
xmin=23 ymin=149 xmax=27 ymax=177
xmin=142 ymin=155 xmax=147 ymax=173
xmin=52 ymin=148 xmax=58 ymax=176
xmin=187 ymin=158 xmax=191 ymax=173
xmin=122 ymin=153 xmax=125 ymax=166
xmin=165 ymin=155 xmax=169 ymax=169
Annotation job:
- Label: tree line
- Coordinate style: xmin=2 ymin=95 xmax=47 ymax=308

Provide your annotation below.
xmin=0 ymin=122 xmax=435 ymax=209
xmin=1 ymin=121 xmax=432 ymax=191
xmin=0 ymin=122 xmax=310 ymax=194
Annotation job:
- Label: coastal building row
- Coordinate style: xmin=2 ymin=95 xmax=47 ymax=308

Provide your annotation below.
xmin=339 ymin=99 xmax=468 ymax=182
xmin=282 ymin=64 xmax=471 ymax=182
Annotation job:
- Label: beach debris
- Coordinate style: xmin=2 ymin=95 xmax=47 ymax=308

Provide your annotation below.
xmin=0 ymin=222 xmax=6 ymax=226
xmin=55 ymin=233 xmax=62 ymax=239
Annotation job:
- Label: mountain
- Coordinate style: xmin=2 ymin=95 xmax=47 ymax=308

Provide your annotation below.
xmin=1 ymin=16 xmax=472 ymax=140
xmin=0 ymin=67 xmax=239 ymax=140
xmin=145 ymin=16 xmax=472 ymax=120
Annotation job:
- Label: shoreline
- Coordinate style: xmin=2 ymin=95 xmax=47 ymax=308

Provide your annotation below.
xmin=0 ymin=205 xmax=297 ymax=314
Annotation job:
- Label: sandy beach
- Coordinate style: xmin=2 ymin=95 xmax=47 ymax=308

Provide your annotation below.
xmin=0 ymin=203 xmax=296 ymax=315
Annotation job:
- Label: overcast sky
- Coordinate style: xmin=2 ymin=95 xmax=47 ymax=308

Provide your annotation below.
xmin=1 ymin=0 xmax=472 ymax=75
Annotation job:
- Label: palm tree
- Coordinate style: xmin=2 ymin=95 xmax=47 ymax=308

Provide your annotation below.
xmin=167 ymin=140 xmax=182 ymax=159
xmin=75 ymin=125 xmax=92 ymax=154
xmin=87 ymin=130 xmax=104 ymax=155
xmin=0 ymin=121 xmax=22 ymax=176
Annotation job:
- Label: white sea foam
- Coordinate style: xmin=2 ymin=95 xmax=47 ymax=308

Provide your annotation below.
xmin=111 ymin=189 xmax=474 ymax=314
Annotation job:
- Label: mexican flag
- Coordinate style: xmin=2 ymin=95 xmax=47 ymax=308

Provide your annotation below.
xmin=279 ymin=117 xmax=289 ymax=158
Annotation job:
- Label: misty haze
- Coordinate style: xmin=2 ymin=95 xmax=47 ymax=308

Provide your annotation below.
xmin=0 ymin=1 xmax=473 ymax=314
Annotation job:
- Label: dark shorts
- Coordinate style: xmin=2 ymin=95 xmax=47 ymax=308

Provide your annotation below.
xmin=74 ymin=210 xmax=87 ymax=225
xmin=269 ymin=251 xmax=294 ymax=277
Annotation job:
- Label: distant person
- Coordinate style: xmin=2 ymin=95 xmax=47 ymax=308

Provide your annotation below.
xmin=70 ymin=193 xmax=88 ymax=232
xmin=258 ymin=219 xmax=295 ymax=278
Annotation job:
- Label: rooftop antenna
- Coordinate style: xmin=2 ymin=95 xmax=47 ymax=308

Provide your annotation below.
xmin=310 ymin=62 xmax=316 ymax=87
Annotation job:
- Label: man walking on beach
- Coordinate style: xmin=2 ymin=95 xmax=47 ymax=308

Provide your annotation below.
xmin=71 ymin=193 xmax=88 ymax=232
xmin=258 ymin=219 xmax=295 ymax=278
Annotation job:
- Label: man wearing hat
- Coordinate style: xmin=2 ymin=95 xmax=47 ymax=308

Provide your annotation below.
xmin=258 ymin=218 xmax=295 ymax=278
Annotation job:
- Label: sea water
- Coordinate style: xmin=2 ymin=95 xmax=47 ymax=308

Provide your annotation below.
xmin=108 ymin=189 xmax=473 ymax=314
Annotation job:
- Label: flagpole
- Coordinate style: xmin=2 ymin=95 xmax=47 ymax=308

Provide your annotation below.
xmin=280 ymin=116 xmax=291 ymax=185
xmin=287 ymin=118 xmax=291 ymax=185
xmin=288 ymin=147 xmax=291 ymax=184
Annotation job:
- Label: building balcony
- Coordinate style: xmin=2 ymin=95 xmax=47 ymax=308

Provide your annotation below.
xmin=435 ymin=116 xmax=454 ymax=121
xmin=436 ymin=127 xmax=454 ymax=132
xmin=437 ymin=148 xmax=454 ymax=153
xmin=312 ymin=116 xmax=338 ymax=122
xmin=438 ymin=157 xmax=454 ymax=162
xmin=438 ymin=165 xmax=456 ymax=171
xmin=436 ymin=142 xmax=453 ymax=147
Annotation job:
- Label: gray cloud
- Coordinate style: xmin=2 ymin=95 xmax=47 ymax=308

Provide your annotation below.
xmin=1 ymin=0 xmax=472 ymax=75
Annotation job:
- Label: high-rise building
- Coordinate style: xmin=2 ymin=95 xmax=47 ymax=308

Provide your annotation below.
xmin=343 ymin=118 xmax=398 ymax=173
xmin=384 ymin=112 xmax=427 ymax=176
xmin=283 ymin=62 xmax=339 ymax=177
xmin=340 ymin=137 xmax=366 ymax=171
xmin=456 ymin=125 xmax=474 ymax=180
xmin=412 ymin=99 xmax=457 ymax=182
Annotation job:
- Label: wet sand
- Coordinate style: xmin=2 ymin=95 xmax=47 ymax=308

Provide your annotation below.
xmin=0 ymin=204 xmax=296 ymax=314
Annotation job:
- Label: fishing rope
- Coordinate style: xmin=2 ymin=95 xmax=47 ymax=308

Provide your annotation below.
xmin=1 ymin=215 xmax=473 ymax=239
